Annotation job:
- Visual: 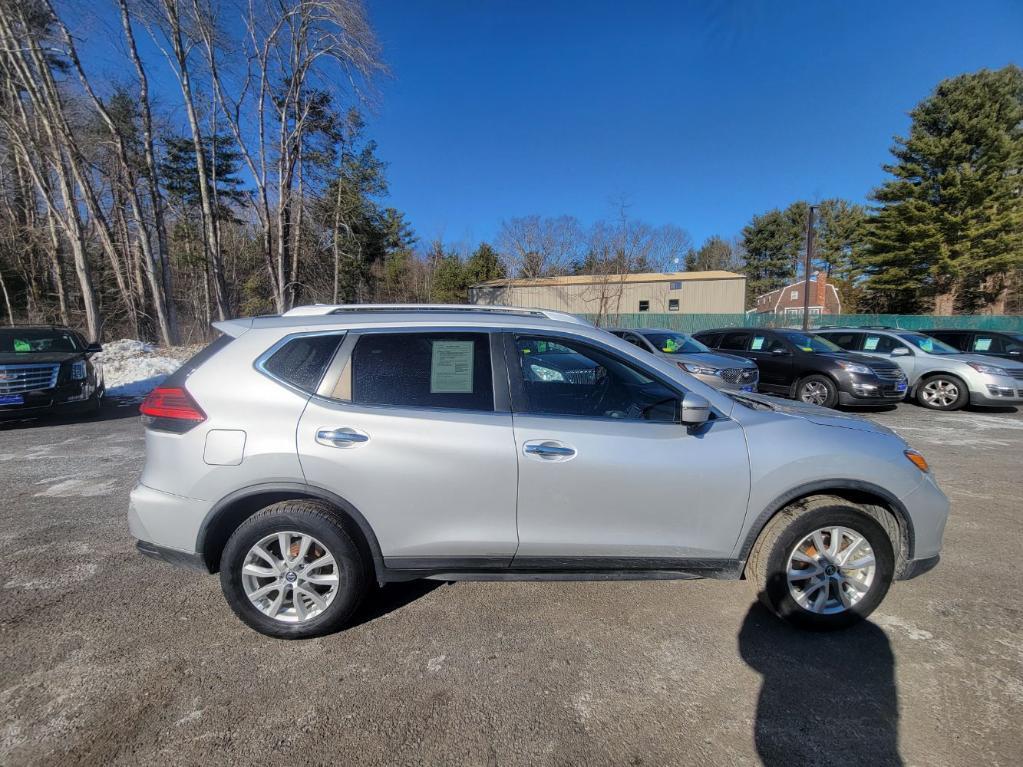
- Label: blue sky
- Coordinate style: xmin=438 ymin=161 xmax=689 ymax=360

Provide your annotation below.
xmin=362 ymin=0 xmax=1022 ymax=248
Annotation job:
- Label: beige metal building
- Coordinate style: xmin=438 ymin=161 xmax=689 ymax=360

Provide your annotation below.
xmin=469 ymin=271 xmax=746 ymax=315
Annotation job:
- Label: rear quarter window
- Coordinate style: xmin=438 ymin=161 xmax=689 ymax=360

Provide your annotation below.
xmin=262 ymin=334 xmax=344 ymax=393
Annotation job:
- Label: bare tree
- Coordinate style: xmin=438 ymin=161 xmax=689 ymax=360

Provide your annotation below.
xmin=496 ymin=215 xmax=583 ymax=278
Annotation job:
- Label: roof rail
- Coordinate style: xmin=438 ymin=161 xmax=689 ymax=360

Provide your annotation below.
xmin=817 ymin=325 xmax=897 ymax=331
xmin=281 ymin=303 xmax=592 ymax=326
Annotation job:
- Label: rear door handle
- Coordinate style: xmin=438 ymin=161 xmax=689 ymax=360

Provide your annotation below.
xmin=523 ymin=440 xmax=576 ymax=460
xmin=316 ymin=428 xmax=369 ymax=448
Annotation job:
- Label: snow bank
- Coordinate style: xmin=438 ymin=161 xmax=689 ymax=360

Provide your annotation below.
xmin=96 ymin=339 xmax=188 ymax=399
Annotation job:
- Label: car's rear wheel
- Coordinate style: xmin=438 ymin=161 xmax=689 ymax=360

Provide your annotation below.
xmin=747 ymin=497 xmax=896 ymax=630
xmin=220 ymin=500 xmax=367 ymax=639
xmin=796 ymin=375 xmax=839 ymax=408
xmin=916 ymin=374 xmax=968 ymax=410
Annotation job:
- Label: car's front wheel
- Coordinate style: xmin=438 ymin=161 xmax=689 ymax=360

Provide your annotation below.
xmin=916 ymin=374 xmax=968 ymax=411
xmin=747 ymin=497 xmax=896 ymax=630
xmin=220 ymin=500 xmax=368 ymax=639
xmin=796 ymin=375 xmax=839 ymax=408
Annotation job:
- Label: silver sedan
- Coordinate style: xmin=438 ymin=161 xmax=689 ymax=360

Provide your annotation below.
xmin=608 ymin=328 xmax=759 ymax=392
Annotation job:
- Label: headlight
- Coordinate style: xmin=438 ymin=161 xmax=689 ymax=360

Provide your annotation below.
xmin=529 ymin=364 xmax=565 ymax=382
xmin=680 ymin=362 xmax=720 ymax=376
xmin=70 ymin=360 xmax=87 ymax=380
xmin=835 ymin=360 xmax=872 ymax=375
xmin=967 ymin=361 xmax=1008 ymax=376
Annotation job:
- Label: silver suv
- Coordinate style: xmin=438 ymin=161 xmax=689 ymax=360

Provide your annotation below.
xmin=607 ymin=328 xmax=759 ymax=392
xmin=817 ymin=327 xmax=1023 ymax=411
xmin=129 ymin=305 xmax=949 ymax=639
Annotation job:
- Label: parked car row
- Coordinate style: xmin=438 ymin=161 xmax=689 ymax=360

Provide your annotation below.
xmin=610 ymin=324 xmax=1023 ymax=412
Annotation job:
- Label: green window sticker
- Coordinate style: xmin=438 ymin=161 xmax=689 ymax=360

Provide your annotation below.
xmin=13 ymin=339 xmax=30 ymax=352
xmin=751 ymin=336 xmax=765 ymax=351
xmin=863 ymin=336 xmax=880 ymax=351
xmin=430 ymin=340 xmax=475 ymax=394
xmin=974 ymin=338 xmax=992 ymax=351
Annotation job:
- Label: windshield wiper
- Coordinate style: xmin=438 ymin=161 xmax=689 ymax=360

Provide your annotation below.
xmin=728 ymin=392 xmax=775 ymax=411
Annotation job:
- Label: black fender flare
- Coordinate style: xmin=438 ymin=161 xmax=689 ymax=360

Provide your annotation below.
xmin=736 ymin=479 xmax=916 ymax=563
xmin=196 ymin=481 xmax=385 ymax=583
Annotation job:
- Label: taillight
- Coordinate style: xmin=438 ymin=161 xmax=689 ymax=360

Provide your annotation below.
xmin=139 ymin=386 xmax=206 ymax=424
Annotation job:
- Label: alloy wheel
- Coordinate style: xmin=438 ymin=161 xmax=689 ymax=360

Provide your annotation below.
xmin=800 ymin=381 xmax=830 ymax=406
xmin=921 ymin=379 xmax=959 ymax=408
xmin=786 ymin=526 xmax=876 ymax=614
xmin=241 ymin=531 xmax=340 ymax=623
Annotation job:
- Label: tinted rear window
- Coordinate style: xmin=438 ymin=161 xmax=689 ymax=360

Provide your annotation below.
xmin=263 ymin=334 xmax=344 ymax=392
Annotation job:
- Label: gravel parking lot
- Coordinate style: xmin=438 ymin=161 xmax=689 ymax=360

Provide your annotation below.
xmin=1 ymin=401 xmax=1021 ymax=766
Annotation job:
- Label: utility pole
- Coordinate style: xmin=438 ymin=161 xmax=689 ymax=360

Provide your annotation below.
xmin=802 ymin=205 xmax=817 ymax=331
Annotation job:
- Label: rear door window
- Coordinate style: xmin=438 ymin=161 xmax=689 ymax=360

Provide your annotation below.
xmin=825 ymin=333 xmax=861 ymax=351
xmin=346 ymin=332 xmax=494 ymax=411
xmin=750 ymin=334 xmax=787 ymax=353
xmin=719 ymin=331 xmax=751 ymax=351
xmin=862 ymin=334 xmax=905 ymax=354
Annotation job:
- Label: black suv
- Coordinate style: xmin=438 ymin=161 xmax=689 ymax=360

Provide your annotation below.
xmin=923 ymin=328 xmax=1023 ymax=362
xmin=0 ymin=326 xmax=104 ymax=419
xmin=692 ymin=327 xmax=907 ymax=408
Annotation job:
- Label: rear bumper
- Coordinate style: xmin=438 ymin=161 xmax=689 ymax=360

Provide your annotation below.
xmin=128 ymin=482 xmax=211 ymax=555
xmin=136 ymin=540 xmax=209 ymax=571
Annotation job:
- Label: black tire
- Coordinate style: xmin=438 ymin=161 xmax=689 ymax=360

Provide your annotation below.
xmin=915 ymin=373 xmax=969 ymax=411
xmin=796 ymin=374 xmax=839 ymax=409
xmin=746 ymin=496 xmax=896 ymax=631
xmin=220 ymin=500 xmax=368 ymax=639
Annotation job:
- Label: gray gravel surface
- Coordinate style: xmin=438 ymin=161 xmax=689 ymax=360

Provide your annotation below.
xmin=1 ymin=400 xmax=1021 ymax=766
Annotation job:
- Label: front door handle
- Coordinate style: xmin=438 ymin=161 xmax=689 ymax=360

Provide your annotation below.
xmin=523 ymin=441 xmax=576 ymax=460
xmin=316 ymin=428 xmax=369 ymax=447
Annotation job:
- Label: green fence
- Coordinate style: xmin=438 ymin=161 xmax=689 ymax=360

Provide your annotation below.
xmin=580 ymin=313 xmax=1023 ymax=333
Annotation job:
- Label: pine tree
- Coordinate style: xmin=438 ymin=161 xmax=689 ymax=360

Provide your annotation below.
xmin=464 ymin=243 xmax=506 ymax=285
xmin=740 ymin=209 xmax=801 ymax=305
xmin=863 ymin=65 xmax=1023 ymax=313
xmin=684 ymin=235 xmax=737 ymax=271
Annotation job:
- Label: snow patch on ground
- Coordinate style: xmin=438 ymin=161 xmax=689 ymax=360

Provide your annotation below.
xmin=95 ymin=338 xmax=193 ymax=399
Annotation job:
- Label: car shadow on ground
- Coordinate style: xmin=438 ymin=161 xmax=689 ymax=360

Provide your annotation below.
xmin=347 ymin=580 xmax=444 ymax=629
xmin=0 ymin=397 xmax=141 ymax=431
xmin=738 ymin=599 xmax=901 ymax=767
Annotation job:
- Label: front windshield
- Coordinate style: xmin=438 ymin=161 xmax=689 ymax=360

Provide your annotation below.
xmin=0 ymin=329 xmax=81 ymax=354
xmin=641 ymin=332 xmax=710 ymax=354
xmin=898 ymin=333 xmax=960 ymax=354
xmin=778 ymin=331 xmax=842 ymax=353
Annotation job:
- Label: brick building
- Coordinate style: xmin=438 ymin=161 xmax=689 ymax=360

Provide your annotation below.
xmin=751 ymin=271 xmax=842 ymax=317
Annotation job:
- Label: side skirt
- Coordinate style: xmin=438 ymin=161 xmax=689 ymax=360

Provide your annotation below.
xmin=381 ymin=557 xmax=744 ymax=583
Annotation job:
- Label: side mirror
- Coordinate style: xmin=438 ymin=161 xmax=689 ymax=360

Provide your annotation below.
xmin=1008 ymin=350 xmax=1021 ymax=356
xmin=891 ymin=347 xmax=910 ymax=357
xmin=680 ymin=392 xmax=711 ymax=426
xmin=86 ymin=342 xmax=103 ymax=354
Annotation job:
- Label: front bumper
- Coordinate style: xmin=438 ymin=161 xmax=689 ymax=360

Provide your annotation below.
xmin=0 ymin=381 xmax=98 ymax=418
xmin=837 ymin=390 xmax=906 ymax=406
xmin=969 ymin=373 xmax=1023 ymax=406
xmin=691 ymin=371 xmax=759 ymax=392
xmin=837 ymin=371 xmax=908 ymax=406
